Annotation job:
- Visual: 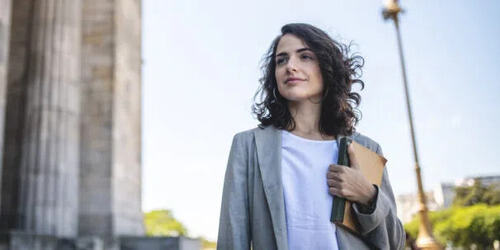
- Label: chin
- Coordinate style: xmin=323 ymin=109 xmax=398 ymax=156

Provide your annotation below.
xmin=282 ymin=93 xmax=321 ymax=103
xmin=279 ymin=86 xmax=322 ymax=102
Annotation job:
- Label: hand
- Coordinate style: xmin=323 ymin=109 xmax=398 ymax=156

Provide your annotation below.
xmin=327 ymin=144 xmax=376 ymax=206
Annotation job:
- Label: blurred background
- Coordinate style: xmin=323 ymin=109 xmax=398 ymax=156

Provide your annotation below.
xmin=142 ymin=0 xmax=500 ymax=249
xmin=0 ymin=0 xmax=498 ymax=249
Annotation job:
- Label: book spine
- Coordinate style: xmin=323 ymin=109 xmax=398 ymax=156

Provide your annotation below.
xmin=330 ymin=137 xmax=351 ymax=223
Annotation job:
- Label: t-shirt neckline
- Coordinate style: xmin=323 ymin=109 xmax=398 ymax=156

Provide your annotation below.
xmin=282 ymin=130 xmax=337 ymax=143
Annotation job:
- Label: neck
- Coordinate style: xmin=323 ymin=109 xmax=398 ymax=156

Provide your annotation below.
xmin=287 ymin=100 xmax=334 ymax=140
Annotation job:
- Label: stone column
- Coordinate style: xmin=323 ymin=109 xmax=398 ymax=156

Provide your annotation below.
xmin=0 ymin=0 xmax=81 ymax=237
xmin=0 ymin=0 xmax=12 ymax=205
xmin=79 ymin=0 xmax=143 ymax=237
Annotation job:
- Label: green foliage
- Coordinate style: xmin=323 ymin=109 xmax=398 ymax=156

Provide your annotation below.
xmin=483 ymin=185 xmax=500 ymax=205
xmin=199 ymin=237 xmax=217 ymax=249
xmin=453 ymin=180 xmax=500 ymax=206
xmin=404 ymin=204 xmax=500 ymax=248
xmin=404 ymin=214 xmax=419 ymax=241
xmin=144 ymin=209 xmax=188 ymax=236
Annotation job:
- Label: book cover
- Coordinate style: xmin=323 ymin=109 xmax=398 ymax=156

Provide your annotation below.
xmin=330 ymin=139 xmax=387 ymax=234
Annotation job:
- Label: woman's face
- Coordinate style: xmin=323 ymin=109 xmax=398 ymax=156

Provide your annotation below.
xmin=274 ymin=34 xmax=323 ymax=103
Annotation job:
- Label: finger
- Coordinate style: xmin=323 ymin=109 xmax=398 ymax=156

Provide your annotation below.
xmin=327 ymin=171 xmax=344 ymax=182
xmin=328 ymin=164 xmax=345 ymax=173
xmin=347 ymin=143 xmax=360 ymax=169
xmin=329 ymin=187 xmax=343 ymax=197
xmin=327 ymin=178 xmax=343 ymax=188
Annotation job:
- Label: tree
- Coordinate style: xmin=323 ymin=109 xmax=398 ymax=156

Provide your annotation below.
xmin=405 ymin=182 xmax=500 ymax=248
xmin=404 ymin=204 xmax=500 ymax=249
xmin=144 ymin=209 xmax=188 ymax=236
xmin=453 ymin=180 xmax=500 ymax=206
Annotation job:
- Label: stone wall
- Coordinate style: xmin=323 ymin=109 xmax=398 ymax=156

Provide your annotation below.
xmin=0 ymin=0 xmax=162 ymax=248
xmin=0 ymin=0 xmax=11 ymax=192
xmin=113 ymin=0 xmax=143 ymax=236
xmin=0 ymin=0 xmax=81 ymax=237
xmin=79 ymin=0 xmax=115 ymax=236
xmin=79 ymin=0 xmax=144 ymax=236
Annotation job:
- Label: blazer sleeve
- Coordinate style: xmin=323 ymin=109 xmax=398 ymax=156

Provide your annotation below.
xmin=217 ymin=133 xmax=251 ymax=250
xmin=352 ymin=144 xmax=406 ymax=250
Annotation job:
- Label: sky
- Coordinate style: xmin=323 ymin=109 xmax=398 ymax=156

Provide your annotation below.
xmin=141 ymin=0 xmax=500 ymax=241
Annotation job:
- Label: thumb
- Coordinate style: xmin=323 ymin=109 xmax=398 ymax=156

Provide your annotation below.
xmin=347 ymin=143 xmax=360 ymax=169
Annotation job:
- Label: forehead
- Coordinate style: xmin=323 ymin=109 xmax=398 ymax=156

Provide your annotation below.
xmin=276 ymin=34 xmax=309 ymax=54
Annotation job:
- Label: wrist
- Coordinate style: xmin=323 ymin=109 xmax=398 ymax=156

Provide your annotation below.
xmin=355 ymin=185 xmax=378 ymax=214
xmin=361 ymin=185 xmax=377 ymax=206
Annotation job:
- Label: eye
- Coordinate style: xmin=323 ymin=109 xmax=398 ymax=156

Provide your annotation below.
xmin=301 ymin=54 xmax=313 ymax=60
xmin=275 ymin=57 xmax=287 ymax=65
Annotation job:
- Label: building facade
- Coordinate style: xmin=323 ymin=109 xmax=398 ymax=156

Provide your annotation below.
xmin=0 ymin=0 xmax=158 ymax=249
xmin=396 ymin=175 xmax=500 ymax=223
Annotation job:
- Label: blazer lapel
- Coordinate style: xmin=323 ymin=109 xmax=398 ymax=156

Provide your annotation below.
xmin=253 ymin=126 xmax=288 ymax=250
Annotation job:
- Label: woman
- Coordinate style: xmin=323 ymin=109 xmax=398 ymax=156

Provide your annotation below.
xmin=218 ymin=23 xmax=405 ymax=250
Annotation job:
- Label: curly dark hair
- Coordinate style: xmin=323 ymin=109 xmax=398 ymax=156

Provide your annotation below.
xmin=252 ymin=23 xmax=365 ymax=136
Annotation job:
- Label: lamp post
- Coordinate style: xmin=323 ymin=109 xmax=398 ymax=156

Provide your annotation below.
xmin=381 ymin=1 xmax=442 ymax=249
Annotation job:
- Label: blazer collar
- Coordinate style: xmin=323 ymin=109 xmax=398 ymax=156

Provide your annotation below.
xmin=253 ymin=125 xmax=288 ymax=250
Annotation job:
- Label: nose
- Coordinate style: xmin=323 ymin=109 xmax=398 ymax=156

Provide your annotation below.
xmin=285 ymin=56 xmax=297 ymax=73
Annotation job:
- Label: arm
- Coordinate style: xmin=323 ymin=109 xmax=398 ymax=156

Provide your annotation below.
xmin=352 ymin=144 xmax=406 ymax=250
xmin=217 ymin=133 xmax=251 ymax=250
xmin=327 ymin=143 xmax=406 ymax=249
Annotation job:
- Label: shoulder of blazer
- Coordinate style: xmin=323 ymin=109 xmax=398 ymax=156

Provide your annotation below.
xmin=337 ymin=132 xmax=382 ymax=156
xmin=231 ymin=127 xmax=260 ymax=147
xmin=231 ymin=125 xmax=280 ymax=157
xmin=233 ymin=125 xmax=279 ymax=146
xmin=351 ymin=132 xmax=381 ymax=153
xmin=238 ymin=126 xmax=381 ymax=154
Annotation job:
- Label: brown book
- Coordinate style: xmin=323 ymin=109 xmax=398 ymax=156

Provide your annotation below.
xmin=334 ymin=141 xmax=387 ymax=235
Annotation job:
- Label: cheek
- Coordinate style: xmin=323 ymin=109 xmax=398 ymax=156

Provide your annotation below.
xmin=275 ymin=67 xmax=285 ymax=82
xmin=309 ymin=66 xmax=323 ymax=85
xmin=275 ymin=68 xmax=288 ymax=90
xmin=310 ymin=68 xmax=324 ymax=95
xmin=313 ymin=65 xmax=323 ymax=80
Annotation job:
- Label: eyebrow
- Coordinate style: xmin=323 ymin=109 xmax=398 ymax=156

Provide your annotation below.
xmin=276 ymin=48 xmax=313 ymax=58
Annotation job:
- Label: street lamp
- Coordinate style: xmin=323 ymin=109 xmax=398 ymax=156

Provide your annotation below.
xmin=381 ymin=0 xmax=442 ymax=249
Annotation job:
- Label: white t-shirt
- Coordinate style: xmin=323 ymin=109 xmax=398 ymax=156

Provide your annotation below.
xmin=281 ymin=130 xmax=339 ymax=250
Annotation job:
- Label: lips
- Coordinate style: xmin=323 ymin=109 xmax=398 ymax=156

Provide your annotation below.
xmin=285 ymin=77 xmax=305 ymax=84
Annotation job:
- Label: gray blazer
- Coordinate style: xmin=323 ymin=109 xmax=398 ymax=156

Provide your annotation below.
xmin=217 ymin=125 xmax=405 ymax=250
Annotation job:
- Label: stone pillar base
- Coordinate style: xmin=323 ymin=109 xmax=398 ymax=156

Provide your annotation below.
xmin=0 ymin=232 xmax=200 ymax=250
xmin=120 ymin=236 xmax=201 ymax=250
xmin=0 ymin=231 xmax=62 ymax=250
